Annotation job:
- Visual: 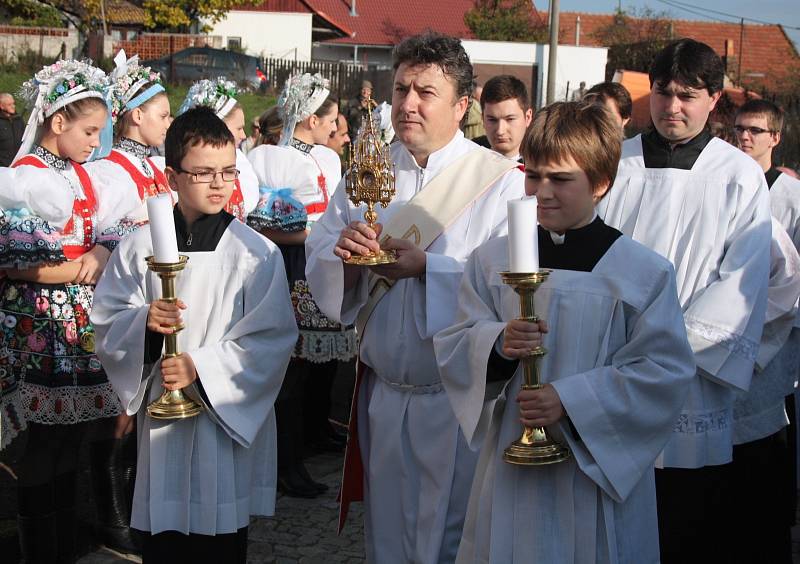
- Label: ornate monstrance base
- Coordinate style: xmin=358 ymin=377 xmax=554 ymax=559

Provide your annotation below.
xmin=147 ymin=389 xmax=204 ymax=420
xmin=344 ymin=249 xmax=397 ymax=266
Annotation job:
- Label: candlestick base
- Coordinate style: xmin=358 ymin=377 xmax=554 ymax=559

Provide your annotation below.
xmin=147 ymin=389 xmax=204 ymax=420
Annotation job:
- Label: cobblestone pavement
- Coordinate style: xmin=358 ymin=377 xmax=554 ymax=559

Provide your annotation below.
xmin=75 ymin=450 xmax=365 ymax=564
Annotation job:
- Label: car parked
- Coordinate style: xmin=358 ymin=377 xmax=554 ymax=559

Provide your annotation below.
xmin=143 ymin=46 xmax=267 ymax=92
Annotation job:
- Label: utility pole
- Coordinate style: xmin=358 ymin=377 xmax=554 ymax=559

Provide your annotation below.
xmin=738 ymin=18 xmax=745 ymax=86
xmin=546 ymin=0 xmax=559 ymax=104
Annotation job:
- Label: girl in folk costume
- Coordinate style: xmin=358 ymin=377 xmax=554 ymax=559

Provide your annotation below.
xmin=176 ymin=77 xmax=259 ymax=222
xmin=85 ymin=49 xmax=172 ymax=226
xmin=247 ymin=73 xmax=355 ymax=498
xmin=0 ymin=60 xmax=136 ymax=563
xmin=82 ymin=49 xmax=172 ymax=556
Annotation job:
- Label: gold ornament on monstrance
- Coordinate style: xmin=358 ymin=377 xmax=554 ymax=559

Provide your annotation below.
xmin=344 ymin=95 xmax=397 ymax=265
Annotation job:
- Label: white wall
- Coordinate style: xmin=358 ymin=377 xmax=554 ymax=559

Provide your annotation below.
xmin=206 ymin=11 xmax=312 ymax=60
xmin=0 ymin=27 xmax=79 ymax=62
xmin=312 ymin=43 xmax=393 ymax=67
xmin=461 ymin=39 xmax=608 ymax=108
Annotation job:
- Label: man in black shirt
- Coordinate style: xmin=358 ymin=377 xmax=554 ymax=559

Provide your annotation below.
xmin=0 ymin=93 xmax=24 ymax=166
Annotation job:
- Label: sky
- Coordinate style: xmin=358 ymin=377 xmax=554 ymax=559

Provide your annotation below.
xmin=551 ymin=0 xmax=800 ymax=50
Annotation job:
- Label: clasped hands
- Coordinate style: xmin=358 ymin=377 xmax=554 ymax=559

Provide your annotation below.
xmin=503 ymin=318 xmax=565 ymax=427
xmin=334 ymin=221 xmax=426 ymax=280
xmin=146 ymin=298 xmax=197 ymax=391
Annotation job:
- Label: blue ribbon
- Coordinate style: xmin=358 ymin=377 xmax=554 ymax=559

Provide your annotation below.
xmin=126 ymin=84 xmax=165 ymax=110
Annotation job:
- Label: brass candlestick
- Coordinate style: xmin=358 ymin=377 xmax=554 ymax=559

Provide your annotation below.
xmin=500 ymin=270 xmax=571 ymax=466
xmin=145 ymin=255 xmax=203 ymax=420
xmin=344 ymin=95 xmax=397 ymax=266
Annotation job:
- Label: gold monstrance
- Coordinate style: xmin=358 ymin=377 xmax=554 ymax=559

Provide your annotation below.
xmin=344 ymin=96 xmax=397 ymax=265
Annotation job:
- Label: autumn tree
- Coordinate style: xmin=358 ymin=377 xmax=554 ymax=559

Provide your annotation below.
xmin=142 ymin=0 xmax=248 ymax=32
xmin=593 ymin=7 xmax=674 ymax=80
xmin=1 ymin=0 xmax=65 ymax=27
xmin=464 ymin=0 xmax=548 ymax=43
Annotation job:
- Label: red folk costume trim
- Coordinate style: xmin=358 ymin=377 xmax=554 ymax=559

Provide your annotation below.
xmin=13 ymin=155 xmax=97 ymax=260
xmin=225 ymin=179 xmax=246 ymax=221
xmin=106 ymin=149 xmax=173 ymax=203
xmin=305 ymin=155 xmax=330 ymax=216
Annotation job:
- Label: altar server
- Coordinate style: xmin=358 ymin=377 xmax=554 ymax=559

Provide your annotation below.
xmin=91 ymin=107 xmax=297 ymax=562
xmin=435 ymin=100 xmax=695 ymax=563
xmin=595 ymin=39 xmax=772 ymax=563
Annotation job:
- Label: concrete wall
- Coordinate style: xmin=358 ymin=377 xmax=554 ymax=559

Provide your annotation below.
xmin=207 ymin=11 xmax=313 ymax=60
xmin=0 ymin=26 xmax=79 ymax=62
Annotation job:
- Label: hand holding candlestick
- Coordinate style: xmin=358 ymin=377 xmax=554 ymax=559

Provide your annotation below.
xmin=500 ymin=197 xmax=570 ymax=465
xmin=145 ymin=195 xmax=202 ymax=420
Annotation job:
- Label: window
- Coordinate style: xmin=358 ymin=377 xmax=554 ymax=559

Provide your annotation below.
xmin=228 ymin=37 xmax=242 ymax=51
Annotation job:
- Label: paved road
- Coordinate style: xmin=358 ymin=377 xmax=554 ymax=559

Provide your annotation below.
xmin=75 ymin=450 xmax=364 ymax=564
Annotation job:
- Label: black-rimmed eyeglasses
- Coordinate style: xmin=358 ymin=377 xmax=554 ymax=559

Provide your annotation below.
xmin=733 ymin=125 xmax=775 ymax=136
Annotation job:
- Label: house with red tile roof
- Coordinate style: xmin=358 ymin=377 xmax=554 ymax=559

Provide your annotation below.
xmin=207 ymin=2 xmax=798 ymax=92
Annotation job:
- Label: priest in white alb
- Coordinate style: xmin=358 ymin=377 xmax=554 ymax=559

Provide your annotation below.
xmin=304 ymin=33 xmax=525 ymax=563
xmin=595 ymin=39 xmax=772 ymax=564
xmin=435 ymin=101 xmax=695 ymax=563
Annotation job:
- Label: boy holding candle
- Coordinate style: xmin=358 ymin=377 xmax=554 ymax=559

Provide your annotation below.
xmin=90 ymin=107 xmax=298 ymax=563
xmin=434 ymin=101 xmax=695 ymax=563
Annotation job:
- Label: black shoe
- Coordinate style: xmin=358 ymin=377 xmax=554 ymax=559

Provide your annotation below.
xmin=277 ymin=469 xmax=321 ymax=499
xmin=297 ymin=463 xmax=329 ymax=494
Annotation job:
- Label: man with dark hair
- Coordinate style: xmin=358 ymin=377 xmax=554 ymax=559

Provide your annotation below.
xmin=306 ymin=32 xmax=524 ymax=563
xmin=584 ymin=81 xmax=632 ymax=132
xmin=597 ymin=38 xmax=772 ymax=564
xmin=326 ymin=113 xmax=350 ymax=157
xmin=731 ymin=97 xmax=800 ymax=564
xmin=0 ymin=93 xmax=24 ymax=166
xmin=473 ymin=75 xmax=532 ymax=163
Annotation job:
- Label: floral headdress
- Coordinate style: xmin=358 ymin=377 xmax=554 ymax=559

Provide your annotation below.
xmin=15 ymin=59 xmax=108 ymax=163
xmin=108 ymin=49 xmax=163 ymax=124
xmin=277 ymin=73 xmax=330 ymax=146
xmin=177 ymin=77 xmax=239 ymax=119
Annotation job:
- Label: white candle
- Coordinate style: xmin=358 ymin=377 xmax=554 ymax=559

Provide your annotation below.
xmin=507 ymin=196 xmax=539 ymax=273
xmin=146 ymin=194 xmax=179 ymax=263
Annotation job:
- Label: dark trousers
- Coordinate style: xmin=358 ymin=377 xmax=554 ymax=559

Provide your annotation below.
xmin=729 ymin=427 xmax=794 ymax=564
xmin=15 ymin=422 xmax=87 ymax=564
xmin=655 ymin=464 xmax=734 ymax=564
xmin=140 ymin=527 xmax=248 ymax=564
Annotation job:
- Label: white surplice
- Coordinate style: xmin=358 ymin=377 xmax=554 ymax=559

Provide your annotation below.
xmin=733 ymin=218 xmax=800 ymax=444
xmin=305 ymin=131 xmax=525 ymax=563
xmin=770 ymin=172 xmax=800 ymax=251
xmin=434 ymin=235 xmax=695 ymax=564
xmin=90 ymin=221 xmax=297 ymax=535
xmin=597 ymin=135 xmax=772 ymax=468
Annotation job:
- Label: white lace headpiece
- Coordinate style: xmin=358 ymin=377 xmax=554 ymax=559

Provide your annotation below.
xmin=108 ymin=49 xmax=164 ymax=123
xmin=277 ymin=73 xmax=330 ymax=146
xmin=15 ymin=59 xmax=107 ymax=163
xmin=177 ymin=77 xmax=239 ymax=119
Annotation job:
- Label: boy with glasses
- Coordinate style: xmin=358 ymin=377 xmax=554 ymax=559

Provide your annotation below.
xmin=91 ymin=107 xmax=297 ymax=563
